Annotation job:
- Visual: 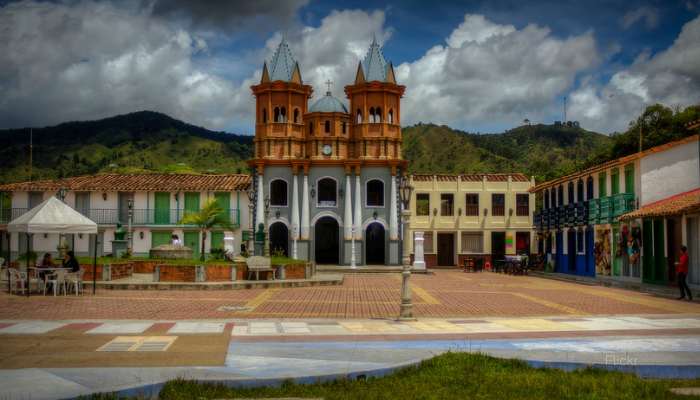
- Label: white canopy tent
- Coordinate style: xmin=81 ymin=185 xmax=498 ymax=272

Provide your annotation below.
xmin=8 ymin=196 xmax=98 ymax=296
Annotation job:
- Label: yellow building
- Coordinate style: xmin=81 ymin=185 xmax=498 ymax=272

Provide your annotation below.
xmin=406 ymin=173 xmax=536 ymax=268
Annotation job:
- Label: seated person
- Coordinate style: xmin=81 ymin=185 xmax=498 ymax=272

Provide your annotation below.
xmin=36 ymin=253 xmax=55 ymax=282
xmin=170 ymin=234 xmax=183 ymax=245
xmin=529 ymin=253 xmax=544 ymax=270
xmin=62 ymin=250 xmax=80 ymax=272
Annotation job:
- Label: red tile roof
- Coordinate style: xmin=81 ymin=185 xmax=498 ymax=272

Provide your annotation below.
xmin=685 ymin=119 xmax=700 ymax=130
xmin=529 ymin=134 xmax=699 ymax=193
xmin=409 ymin=173 xmax=529 ymax=182
xmin=619 ymin=189 xmax=700 ymax=220
xmin=0 ymin=173 xmax=252 ymax=192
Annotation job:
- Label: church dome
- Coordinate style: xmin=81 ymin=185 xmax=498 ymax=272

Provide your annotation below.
xmin=309 ymin=91 xmax=348 ymax=113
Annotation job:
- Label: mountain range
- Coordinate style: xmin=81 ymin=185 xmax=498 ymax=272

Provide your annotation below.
xmin=0 ymin=110 xmax=623 ymax=185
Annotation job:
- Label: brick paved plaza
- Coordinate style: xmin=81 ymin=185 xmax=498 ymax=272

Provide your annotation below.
xmin=2 ymin=272 xmax=698 ymax=320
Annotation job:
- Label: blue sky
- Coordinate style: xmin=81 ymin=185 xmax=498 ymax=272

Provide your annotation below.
xmin=1 ymin=0 xmax=699 ymax=136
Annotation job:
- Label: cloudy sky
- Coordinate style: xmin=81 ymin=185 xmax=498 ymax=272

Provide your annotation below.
xmin=1 ymin=0 xmax=699 ymax=136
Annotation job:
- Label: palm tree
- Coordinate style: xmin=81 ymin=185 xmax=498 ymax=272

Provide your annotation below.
xmin=177 ymin=198 xmax=235 ymax=261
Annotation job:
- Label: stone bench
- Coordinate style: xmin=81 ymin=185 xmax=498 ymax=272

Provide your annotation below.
xmin=245 ymin=256 xmax=276 ymax=281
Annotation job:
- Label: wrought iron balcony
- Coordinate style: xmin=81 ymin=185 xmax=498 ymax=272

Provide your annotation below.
xmin=1 ymin=208 xmax=240 ymax=228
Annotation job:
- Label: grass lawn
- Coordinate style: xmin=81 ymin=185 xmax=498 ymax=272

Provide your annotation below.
xmin=113 ymin=352 xmax=700 ymax=399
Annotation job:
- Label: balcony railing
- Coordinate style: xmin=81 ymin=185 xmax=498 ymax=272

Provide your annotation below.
xmin=588 ymin=194 xmax=635 ymax=224
xmin=1 ymin=208 xmax=240 ymax=228
xmin=535 ymin=201 xmax=590 ymax=231
xmin=613 ymin=193 xmax=635 ymax=216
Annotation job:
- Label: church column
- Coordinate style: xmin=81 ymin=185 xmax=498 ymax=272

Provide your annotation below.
xmin=292 ymin=172 xmax=300 ymax=238
xmin=256 ymin=172 xmax=265 ymax=230
xmin=344 ymin=173 xmax=353 ymax=239
xmin=301 ymin=173 xmax=310 ymax=239
xmin=354 ymin=170 xmax=362 ymax=232
xmin=390 ymin=173 xmax=398 ymax=239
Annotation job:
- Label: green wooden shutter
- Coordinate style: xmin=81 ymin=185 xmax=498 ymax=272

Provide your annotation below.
xmin=154 ymin=193 xmax=170 ymax=224
xmin=610 ymin=168 xmax=620 ymax=196
xmin=214 ymin=192 xmax=231 ymax=221
xmin=184 ymin=193 xmax=200 ymax=211
xmin=624 ymin=164 xmax=634 ymax=194
xmin=151 ymin=231 xmax=173 ymax=248
xmin=598 ymin=173 xmax=607 ymax=198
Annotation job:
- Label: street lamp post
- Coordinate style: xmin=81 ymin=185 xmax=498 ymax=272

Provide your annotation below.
xmin=398 ymin=180 xmax=415 ymax=320
xmin=58 ymin=185 xmax=68 ymax=259
xmin=127 ymin=196 xmax=134 ymax=251
xmin=350 ymin=227 xmax=356 ymax=269
xmin=293 ymin=223 xmax=298 ymax=260
xmin=247 ymin=187 xmax=255 ymax=256
xmin=264 ymin=195 xmax=271 ymax=258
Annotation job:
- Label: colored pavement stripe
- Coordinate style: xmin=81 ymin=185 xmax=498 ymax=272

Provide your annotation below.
xmin=402 ymin=320 xmax=469 ymax=332
xmin=490 ymin=318 xmax=584 ymax=331
xmin=510 ymin=292 xmax=587 ymax=315
xmin=339 ymin=321 xmax=402 ymax=333
xmin=243 ymin=289 xmax=279 ymax=310
xmin=394 ymin=275 xmax=441 ymax=305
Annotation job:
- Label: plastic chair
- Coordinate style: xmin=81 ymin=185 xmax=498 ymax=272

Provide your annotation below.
xmin=66 ymin=268 xmax=86 ymax=295
xmin=43 ymin=269 xmax=68 ymax=296
xmin=484 ymin=262 xmax=491 ymax=271
xmin=9 ymin=268 xmax=28 ymax=295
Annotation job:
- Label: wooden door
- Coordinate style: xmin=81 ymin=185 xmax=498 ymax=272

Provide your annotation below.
xmin=437 ymin=233 xmax=454 ymax=266
xmin=154 ymin=193 xmax=170 ymax=224
xmin=183 ymin=231 xmax=200 ymax=259
xmin=667 ymin=218 xmax=682 ymax=283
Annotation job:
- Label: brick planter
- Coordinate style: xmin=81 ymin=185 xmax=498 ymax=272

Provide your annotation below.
xmin=151 ymin=263 xmax=316 ymax=282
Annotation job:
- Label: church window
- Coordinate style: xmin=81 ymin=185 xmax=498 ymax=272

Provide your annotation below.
xmin=369 ymin=107 xmax=375 ymax=123
xmin=274 ymin=107 xmax=280 ymax=122
xmin=342 ymin=122 xmax=346 ymax=134
xmin=357 ymin=109 xmax=362 ymax=124
xmin=294 ymin=109 xmax=299 ymax=123
xmin=366 ymin=179 xmax=384 ymax=207
xmin=263 ymin=109 xmax=267 ymax=123
xmin=309 ymin=122 xmax=313 ymax=135
xmin=376 ymin=108 xmax=382 ymax=123
xmin=388 ymin=109 xmax=393 ymax=123
xmin=317 ymin=178 xmax=337 ymax=207
xmin=270 ymin=179 xmax=288 ymax=207
xmin=325 ymin=120 xmax=330 ymax=133
xmin=280 ymin=107 xmax=286 ymax=122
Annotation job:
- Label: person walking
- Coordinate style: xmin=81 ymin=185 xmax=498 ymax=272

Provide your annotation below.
xmin=676 ymin=245 xmax=693 ymax=301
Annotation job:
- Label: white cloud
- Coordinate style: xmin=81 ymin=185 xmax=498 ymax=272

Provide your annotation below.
xmin=394 ymin=14 xmax=602 ymax=130
xmin=620 ymin=6 xmax=660 ymax=30
xmin=568 ymin=14 xmax=700 ymax=134
xmin=0 ymin=0 xmax=250 ymax=131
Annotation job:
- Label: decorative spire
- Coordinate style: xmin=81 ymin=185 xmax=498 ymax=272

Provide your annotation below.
xmin=362 ymin=36 xmax=388 ymax=82
xmin=268 ymin=37 xmax=301 ymax=83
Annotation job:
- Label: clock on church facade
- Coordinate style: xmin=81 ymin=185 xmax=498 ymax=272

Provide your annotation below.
xmin=246 ymin=37 xmax=409 ymax=266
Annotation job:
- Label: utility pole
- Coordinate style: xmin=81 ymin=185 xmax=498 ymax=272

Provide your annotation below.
xmin=28 ymin=128 xmax=33 ymax=181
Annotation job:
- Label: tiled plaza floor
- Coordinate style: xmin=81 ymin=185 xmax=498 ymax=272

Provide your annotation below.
xmin=1 ymin=271 xmax=698 ymax=320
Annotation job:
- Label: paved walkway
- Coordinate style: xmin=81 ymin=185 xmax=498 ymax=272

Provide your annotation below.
xmin=1 ymin=270 xmax=699 ymax=399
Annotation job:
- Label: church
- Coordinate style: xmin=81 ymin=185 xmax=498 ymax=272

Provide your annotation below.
xmin=246 ymin=38 xmax=409 ymax=266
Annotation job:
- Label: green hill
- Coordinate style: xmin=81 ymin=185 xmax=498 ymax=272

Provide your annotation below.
xmin=0 ymin=111 xmax=253 ymax=184
xmin=402 ymin=123 xmax=611 ymax=182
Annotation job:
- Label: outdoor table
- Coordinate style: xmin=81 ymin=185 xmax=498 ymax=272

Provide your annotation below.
xmin=28 ymin=266 xmax=67 ymax=293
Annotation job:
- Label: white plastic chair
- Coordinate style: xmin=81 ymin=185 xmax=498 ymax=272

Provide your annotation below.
xmin=66 ymin=268 xmax=86 ymax=295
xmin=9 ymin=268 xmax=28 ymax=295
xmin=43 ymin=269 xmax=68 ymax=296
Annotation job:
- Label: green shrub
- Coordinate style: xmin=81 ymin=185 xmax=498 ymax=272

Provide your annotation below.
xmin=209 ymin=244 xmax=227 ymax=260
xmin=17 ymin=250 xmax=38 ymax=262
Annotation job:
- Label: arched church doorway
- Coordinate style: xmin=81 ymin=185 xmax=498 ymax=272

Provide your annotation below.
xmin=366 ymin=222 xmax=385 ymax=265
xmin=315 ymin=217 xmax=339 ymax=264
xmin=270 ymin=222 xmax=289 ymax=257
